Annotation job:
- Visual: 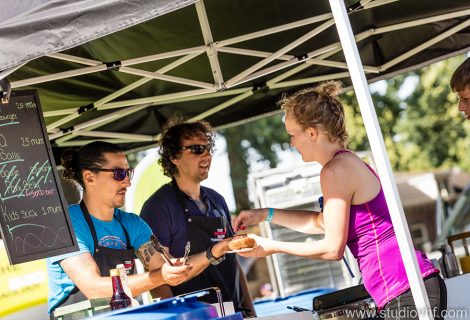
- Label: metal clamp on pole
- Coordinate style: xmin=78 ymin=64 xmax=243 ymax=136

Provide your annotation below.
xmin=0 ymin=78 xmax=11 ymax=104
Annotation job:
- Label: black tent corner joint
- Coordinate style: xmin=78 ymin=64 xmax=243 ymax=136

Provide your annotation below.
xmin=105 ymin=61 xmax=122 ymax=71
xmin=295 ymin=53 xmax=309 ymax=62
xmin=253 ymin=82 xmax=269 ymax=94
xmin=78 ymin=103 xmax=96 ymax=114
xmin=0 ymin=77 xmax=12 ymax=104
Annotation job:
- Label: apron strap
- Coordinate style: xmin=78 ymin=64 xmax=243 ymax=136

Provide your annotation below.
xmin=171 ymin=180 xmax=232 ymax=234
xmin=171 ymin=179 xmax=191 ymax=221
xmin=80 ymin=201 xmax=133 ymax=251
xmin=80 ymin=201 xmax=100 ymax=252
xmin=115 ymin=216 xmax=132 ymax=249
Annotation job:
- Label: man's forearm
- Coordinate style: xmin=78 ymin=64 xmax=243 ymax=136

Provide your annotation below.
xmin=127 ymin=269 xmax=166 ymax=297
xmin=185 ymin=240 xmax=230 ymax=280
xmin=185 ymin=251 xmax=211 ymax=280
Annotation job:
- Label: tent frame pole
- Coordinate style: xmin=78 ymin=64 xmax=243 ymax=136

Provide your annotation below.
xmin=225 ymin=19 xmax=335 ymax=88
xmin=329 ymin=1 xmax=433 ymax=319
xmin=195 ymin=0 xmax=224 ymax=88
xmin=189 ymin=89 xmax=254 ymax=122
xmin=270 ymin=72 xmax=351 ymax=89
xmin=217 ymin=13 xmax=333 ymax=48
xmin=262 ymin=7 xmax=470 ymax=89
xmin=72 ymin=131 xmax=155 ymax=141
xmin=58 ymin=139 xmax=140 ymax=147
xmin=380 ymin=19 xmax=470 ymax=71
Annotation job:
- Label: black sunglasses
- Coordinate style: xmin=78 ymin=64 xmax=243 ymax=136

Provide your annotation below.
xmin=180 ymin=144 xmax=212 ymax=155
xmin=88 ymin=168 xmax=134 ymax=181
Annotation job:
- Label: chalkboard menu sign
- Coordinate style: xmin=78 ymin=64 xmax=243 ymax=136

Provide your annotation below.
xmin=0 ymin=90 xmax=78 ymax=264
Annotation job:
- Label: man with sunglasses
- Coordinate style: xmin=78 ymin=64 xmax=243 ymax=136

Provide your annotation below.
xmin=47 ymin=141 xmax=230 ymax=319
xmin=140 ymin=120 xmax=255 ymax=317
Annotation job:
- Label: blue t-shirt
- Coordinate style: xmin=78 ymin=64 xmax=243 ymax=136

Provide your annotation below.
xmin=140 ymin=183 xmax=233 ymax=258
xmin=47 ymin=204 xmax=152 ymax=313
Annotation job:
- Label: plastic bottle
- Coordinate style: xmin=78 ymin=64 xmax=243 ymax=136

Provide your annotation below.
xmin=109 ymin=268 xmax=131 ymax=310
xmin=441 ymin=244 xmax=460 ymax=278
xmin=116 ymin=264 xmax=139 ymax=307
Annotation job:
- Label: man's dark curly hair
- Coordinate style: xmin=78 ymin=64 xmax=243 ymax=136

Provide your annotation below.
xmin=159 ymin=118 xmax=215 ymax=178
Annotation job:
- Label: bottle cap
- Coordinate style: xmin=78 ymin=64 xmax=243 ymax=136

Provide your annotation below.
xmin=110 ymin=268 xmax=119 ymax=277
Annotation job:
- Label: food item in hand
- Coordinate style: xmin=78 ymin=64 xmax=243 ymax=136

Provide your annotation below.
xmin=228 ymin=235 xmax=257 ymax=251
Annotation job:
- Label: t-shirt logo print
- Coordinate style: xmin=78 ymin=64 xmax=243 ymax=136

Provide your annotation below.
xmin=98 ymin=235 xmax=127 ymax=249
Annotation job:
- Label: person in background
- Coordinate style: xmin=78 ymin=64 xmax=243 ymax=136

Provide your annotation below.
xmin=47 ymin=141 xmax=230 ymax=319
xmin=259 ymin=283 xmax=275 ymax=299
xmin=450 ymin=57 xmax=470 ymax=121
xmin=140 ymin=119 xmax=255 ymax=317
xmin=233 ymin=82 xmax=447 ymax=320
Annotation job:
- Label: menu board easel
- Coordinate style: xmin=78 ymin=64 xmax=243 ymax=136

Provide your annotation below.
xmin=0 ymin=90 xmax=78 ymax=264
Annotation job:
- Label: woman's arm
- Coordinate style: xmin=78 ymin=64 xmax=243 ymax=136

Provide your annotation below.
xmin=240 ymin=160 xmax=354 ymax=261
xmin=233 ymin=208 xmax=324 ymax=234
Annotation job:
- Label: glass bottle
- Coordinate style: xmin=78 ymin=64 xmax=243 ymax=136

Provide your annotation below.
xmin=116 ymin=264 xmax=139 ymax=307
xmin=109 ymin=268 xmax=131 ymax=310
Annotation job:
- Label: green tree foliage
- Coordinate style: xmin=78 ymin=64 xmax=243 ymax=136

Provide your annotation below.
xmin=397 ymin=56 xmax=470 ymax=171
xmin=341 ymin=75 xmax=407 ymax=170
xmin=220 ymin=115 xmax=290 ymax=212
xmin=331 ymin=55 xmax=470 ymax=172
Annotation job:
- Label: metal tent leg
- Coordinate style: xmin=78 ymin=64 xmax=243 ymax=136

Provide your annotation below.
xmin=328 ymin=1 xmax=433 ymax=320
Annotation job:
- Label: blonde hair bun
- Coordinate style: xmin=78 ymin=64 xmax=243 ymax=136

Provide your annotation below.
xmin=314 ymin=80 xmax=342 ymax=97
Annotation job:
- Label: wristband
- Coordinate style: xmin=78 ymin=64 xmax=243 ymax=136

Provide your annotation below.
xmin=266 ymin=207 xmax=275 ymax=222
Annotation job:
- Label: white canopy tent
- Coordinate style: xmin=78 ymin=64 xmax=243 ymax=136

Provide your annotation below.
xmin=1 ymin=1 xmax=470 ymax=319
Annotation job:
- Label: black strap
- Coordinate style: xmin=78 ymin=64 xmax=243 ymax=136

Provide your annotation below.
xmin=79 ymin=201 xmax=132 ymax=250
xmin=170 ymin=180 xmax=232 ymax=233
xmin=171 ymin=180 xmax=191 ymax=221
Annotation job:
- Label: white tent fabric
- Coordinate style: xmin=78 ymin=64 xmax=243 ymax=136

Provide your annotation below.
xmin=0 ymin=0 xmax=196 ymax=70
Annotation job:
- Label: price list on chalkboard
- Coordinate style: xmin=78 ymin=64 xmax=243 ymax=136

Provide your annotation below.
xmin=0 ymin=90 xmax=77 ymax=264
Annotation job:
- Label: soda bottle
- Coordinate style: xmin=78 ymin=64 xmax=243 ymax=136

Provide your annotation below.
xmin=116 ymin=264 xmax=139 ymax=307
xmin=109 ymin=268 xmax=131 ymax=310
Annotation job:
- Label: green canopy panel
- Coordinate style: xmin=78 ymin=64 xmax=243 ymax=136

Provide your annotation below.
xmin=1 ymin=0 xmax=469 ymax=160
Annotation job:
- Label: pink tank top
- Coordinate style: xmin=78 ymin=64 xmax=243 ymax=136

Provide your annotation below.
xmin=333 ymin=150 xmax=438 ymax=308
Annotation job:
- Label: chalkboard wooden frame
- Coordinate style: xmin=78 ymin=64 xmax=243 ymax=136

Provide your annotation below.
xmin=0 ymin=90 xmax=78 ymax=264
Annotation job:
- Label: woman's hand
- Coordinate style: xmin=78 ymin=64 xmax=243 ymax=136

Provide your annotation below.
xmin=237 ymin=234 xmax=277 ymax=258
xmin=159 ymin=260 xmax=193 ymax=286
xmin=232 ymin=208 xmax=268 ymax=232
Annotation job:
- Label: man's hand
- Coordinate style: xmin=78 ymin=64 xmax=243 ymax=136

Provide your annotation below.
xmin=159 ymin=260 xmax=193 ymax=286
xmin=211 ymin=237 xmax=231 ymax=258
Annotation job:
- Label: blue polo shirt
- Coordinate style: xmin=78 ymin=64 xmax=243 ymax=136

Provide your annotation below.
xmin=140 ymin=183 xmax=233 ymax=257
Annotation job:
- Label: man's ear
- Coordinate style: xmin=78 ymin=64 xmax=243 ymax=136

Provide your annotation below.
xmin=83 ymin=170 xmax=95 ymax=186
xmin=170 ymin=156 xmax=179 ymax=166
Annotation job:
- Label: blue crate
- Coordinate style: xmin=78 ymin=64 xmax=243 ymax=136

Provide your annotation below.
xmin=89 ymin=295 xmax=219 ymax=320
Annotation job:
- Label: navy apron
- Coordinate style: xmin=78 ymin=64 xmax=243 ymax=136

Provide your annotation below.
xmin=169 ymin=180 xmax=244 ymax=313
xmin=50 ymin=201 xmax=135 ymax=319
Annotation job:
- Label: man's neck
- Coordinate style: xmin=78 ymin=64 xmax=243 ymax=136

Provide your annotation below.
xmin=82 ymin=193 xmax=114 ymax=221
xmin=175 ymin=177 xmax=201 ymax=200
